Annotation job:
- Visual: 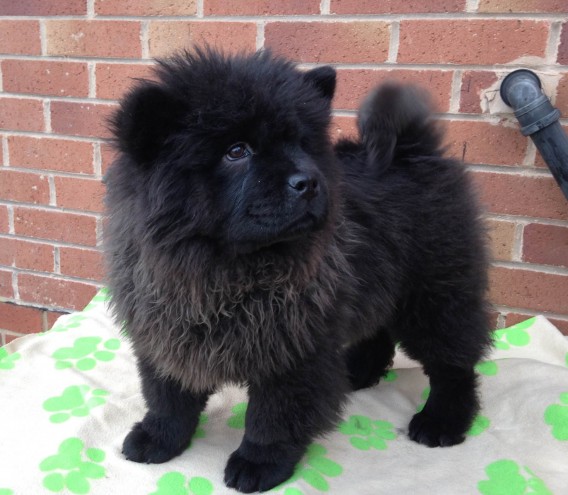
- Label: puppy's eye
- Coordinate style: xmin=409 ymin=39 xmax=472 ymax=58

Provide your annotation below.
xmin=226 ymin=143 xmax=251 ymax=161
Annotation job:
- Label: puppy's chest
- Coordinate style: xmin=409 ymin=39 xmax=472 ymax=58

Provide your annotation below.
xmin=139 ymin=285 xmax=325 ymax=392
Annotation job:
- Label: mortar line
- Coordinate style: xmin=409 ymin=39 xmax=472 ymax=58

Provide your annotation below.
xmin=12 ymin=270 xmax=19 ymax=300
xmin=545 ymin=21 xmax=562 ymax=64
xmin=387 ymin=21 xmax=400 ymax=64
xmin=43 ymin=100 xmax=52 ymax=133
xmin=256 ymin=21 xmax=266 ymax=50
xmin=449 ymin=70 xmax=463 ymax=113
xmin=48 ymin=175 xmax=57 ymax=207
xmin=88 ymin=61 xmax=97 ymax=98
xmin=7 ymin=205 xmax=15 ymax=235
xmin=2 ymin=136 xmax=9 ymax=167
xmin=512 ymin=223 xmax=525 ymax=262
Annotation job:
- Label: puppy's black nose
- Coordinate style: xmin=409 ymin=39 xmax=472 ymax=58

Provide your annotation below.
xmin=288 ymin=173 xmax=319 ymax=201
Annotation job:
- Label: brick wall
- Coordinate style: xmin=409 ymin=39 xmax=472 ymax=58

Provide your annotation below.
xmin=0 ymin=0 xmax=567 ymax=343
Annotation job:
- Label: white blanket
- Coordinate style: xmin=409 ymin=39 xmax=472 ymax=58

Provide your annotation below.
xmin=1 ymin=289 xmax=567 ymax=494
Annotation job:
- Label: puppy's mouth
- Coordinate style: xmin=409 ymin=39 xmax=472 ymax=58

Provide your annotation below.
xmin=229 ymin=210 xmax=327 ymax=255
xmin=276 ymin=211 xmax=322 ymax=240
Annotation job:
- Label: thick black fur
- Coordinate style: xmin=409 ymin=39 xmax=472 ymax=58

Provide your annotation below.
xmin=105 ymin=47 xmax=492 ymax=493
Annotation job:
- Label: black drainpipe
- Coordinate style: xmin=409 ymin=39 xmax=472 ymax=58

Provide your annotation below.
xmin=500 ymin=69 xmax=568 ymax=200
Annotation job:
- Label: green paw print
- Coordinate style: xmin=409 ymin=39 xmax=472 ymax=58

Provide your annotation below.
xmin=468 ymin=415 xmax=490 ymax=437
xmin=0 ymin=347 xmax=21 ymax=370
xmin=274 ymin=444 xmax=343 ymax=493
xmin=544 ymin=392 xmax=568 ymax=441
xmin=40 ymin=438 xmax=106 ymax=494
xmin=53 ymin=336 xmax=120 ymax=370
xmin=383 ymin=370 xmax=397 ymax=382
xmin=193 ymin=413 xmax=208 ymax=440
xmin=149 ymin=472 xmax=213 ymax=495
xmin=493 ymin=318 xmax=535 ymax=350
xmin=476 ymin=360 xmax=498 ymax=376
xmin=478 ymin=460 xmax=552 ymax=495
xmin=43 ymin=385 xmax=109 ymax=423
xmin=227 ymin=402 xmax=247 ymax=429
xmin=338 ymin=415 xmax=396 ymax=450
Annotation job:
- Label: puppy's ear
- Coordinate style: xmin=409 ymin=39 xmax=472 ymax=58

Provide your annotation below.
xmin=111 ymin=82 xmax=184 ymax=165
xmin=303 ymin=66 xmax=336 ymax=100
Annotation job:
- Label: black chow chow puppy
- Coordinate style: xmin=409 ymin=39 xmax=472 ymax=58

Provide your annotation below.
xmin=105 ymin=47 xmax=491 ymax=493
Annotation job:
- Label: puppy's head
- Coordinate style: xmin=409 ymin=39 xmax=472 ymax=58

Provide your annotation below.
xmin=110 ymin=48 xmax=338 ymax=255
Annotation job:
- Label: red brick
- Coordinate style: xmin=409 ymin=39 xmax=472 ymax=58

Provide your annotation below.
xmin=460 ymin=71 xmax=499 ymax=114
xmin=523 ymin=224 xmax=568 ymax=267
xmin=398 ymin=20 xmax=549 ymax=65
xmin=18 ymin=273 xmax=98 ymax=311
xmin=486 ymin=218 xmax=516 ymax=262
xmin=0 ymin=0 xmax=85 ymax=15
xmin=489 ymin=266 xmax=567 ymax=314
xmin=59 ymin=247 xmax=104 ymax=281
xmin=559 ymin=23 xmax=568 ymax=65
xmin=0 ymin=21 xmax=41 ymax=55
xmin=2 ymin=60 xmax=89 ymax=98
xmin=0 ymin=238 xmax=54 ymax=272
xmin=506 ymin=312 xmax=568 ymax=336
xmin=55 ymin=176 xmax=105 ymax=213
xmin=0 ymin=302 xmax=43 ymax=334
xmin=330 ymin=115 xmax=358 ymax=142
xmin=0 ymin=98 xmax=44 ymax=132
xmin=148 ymin=21 xmax=257 ymax=58
xmin=50 ymin=101 xmax=116 ymax=139
xmin=0 ymin=205 xmax=9 ymax=234
xmin=555 ymin=73 xmax=568 ymax=117
xmin=8 ymin=136 xmax=94 ymax=174
xmin=478 ymin=0 xmax=567 ymax=13
xmin=445 ymin=121 xmax=528 ymax=166
xmin=204 ymin=0 xmax=319 ymax=15
xmin=14 ymin=207 xmax=97 ymax=246
xmin=46 ymin=20 xmax=141 ymax=58
xmin=472 ymin=172 xmax=568 ymax=221
xmin=335 ymin=69 xmax=452 ymax=112
xmin=95 ymin=63 xmax=155 ymax=101
xmin=265 ymin=22 xmax=390 ymax=64
xmin=0 ymin=169 xmax=50 ymax=205
xmin=0 ymin=269 xmax=13 ymax=298
xmin=96 ymin=0 xmax=196 ymax=15
xmin=101 ymin=143 xmax=118 ymax=176
xmin=331 ymin=0 xmax=465 ymax=14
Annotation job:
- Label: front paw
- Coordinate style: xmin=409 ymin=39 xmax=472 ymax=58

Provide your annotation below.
xmin=122 ymin=420 xmax=189 ymax=464
xmin=408 ymin=410 xmax=466 ymax=448
xmin=224 ymin=447 xmax=297 ymax=493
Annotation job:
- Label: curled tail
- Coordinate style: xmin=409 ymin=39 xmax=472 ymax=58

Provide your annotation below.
xmin=357 ymin=83 xmax=444 ymax=173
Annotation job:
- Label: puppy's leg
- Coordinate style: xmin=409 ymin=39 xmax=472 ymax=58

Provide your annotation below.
xmin=398 ymin=303 xmax=490 ymax=447
xmin=345 ymin=329 xmax=395 ymax=390
xmin=224 ymin=349 xmax=348 ymax=493
xmin=408 ymin=363 xmax=478 ymax=447
xmin=123 ymin=358 xmax=210 ymax=463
